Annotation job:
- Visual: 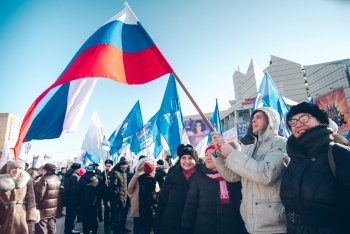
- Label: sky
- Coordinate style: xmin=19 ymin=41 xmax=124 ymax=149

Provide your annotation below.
xmin=1 ymin=0 xmax=350 ymax=162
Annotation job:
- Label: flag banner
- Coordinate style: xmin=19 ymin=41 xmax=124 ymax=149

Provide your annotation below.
xmin=82 ymin=152 xmax=100 ymax=165
xmin=81 ymin=111 xmax=105 ymax=160
xmin=109 ymin=100 xmax=143 ymax=155
xmin=316 ymin=87 xmax=350 ymax=133
xmin=0 ymin=140 xmax=10 ymax=168
xmin=15 ymin=78 xmax=96 ymax=157
xmin=14 ymin=2 xmax=172 ymax=157
xmin=185 ymin=119 xmax=210 ymax=148
xmin=195 ymin=135 xmax=209 ymax=158
xmin=131 ymin=113 xmax=163 ymax=158
xmin=208 ymin=98 xmax=222 ymax=143
xmin=253 ymin=72 xmax=290 ymax=137
xmin=157 ymin=74 xmax=184 ymax=157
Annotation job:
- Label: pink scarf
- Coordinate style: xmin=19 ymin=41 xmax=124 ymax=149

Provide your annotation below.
xmin=182 ymin=168 xmax=196 ymax=180
xmin=206 ymin=173 xmax=230 ymax=204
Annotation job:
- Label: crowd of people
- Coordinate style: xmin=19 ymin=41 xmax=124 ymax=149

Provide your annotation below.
xmin=1 ymin=102 xmax=350 ymax=234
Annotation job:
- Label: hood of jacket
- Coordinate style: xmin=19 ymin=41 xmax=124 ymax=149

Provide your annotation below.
xmin=0 ymin=170 xmax=31 ymax=191
xmin=242 ymin=107 xmax=281 ymax=144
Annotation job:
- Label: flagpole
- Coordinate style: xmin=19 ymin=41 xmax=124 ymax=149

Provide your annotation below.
xmin=171 ymin=72 xmax=215 ymax=132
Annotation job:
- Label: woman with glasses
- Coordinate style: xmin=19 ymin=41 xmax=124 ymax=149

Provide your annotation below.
xmin=280 ymin=102 xmax=350 ymax=234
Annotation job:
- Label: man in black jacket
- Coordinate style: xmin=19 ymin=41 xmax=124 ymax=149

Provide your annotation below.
xmin=64 ymin=163 xmax=81 ymax=234
xmin=100 ymin=159 xmax=115 ymax=233
xmin=79 ymin=166 xmax=99 ymax=234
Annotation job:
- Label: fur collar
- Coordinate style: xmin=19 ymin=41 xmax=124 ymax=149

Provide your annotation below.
xmin=0 ymin=171 xmax=31 ymax=191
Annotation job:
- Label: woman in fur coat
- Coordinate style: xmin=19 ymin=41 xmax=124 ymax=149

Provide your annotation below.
xmin=0 ymin=160 xmax=37 ymax=234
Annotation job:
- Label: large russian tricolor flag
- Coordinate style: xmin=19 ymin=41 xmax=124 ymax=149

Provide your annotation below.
xmin=14 ymin=2 xmax=173 ymax=157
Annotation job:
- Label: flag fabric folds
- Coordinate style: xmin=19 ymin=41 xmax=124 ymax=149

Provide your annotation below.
xmin=253 ymin=72 xmax=290 ymax=137
xmin=109 ymin=101 xmax=143 ymax=156
xmin=83 ymin=152 xmax=101 ymax=165
xmin=0 ymin=139 xmax=10 ymax=168
xmin=156 ymin=74 xmax=185 ymax=157
xmin=14 ymin=2 xmax=173 ymax=157
xmin=14 ymin=78 xmax=96 ymax=157
xmin=130 ymin=113 xmax=163 ymax=158
xmin=81 ymin=111 xmax=106 ymax=163
xmin=208 ymin=98 xmax=222 ymax=144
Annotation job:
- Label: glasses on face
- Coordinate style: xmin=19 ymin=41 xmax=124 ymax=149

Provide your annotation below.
xmin=288 ymin=114 xmax=312 ymax=127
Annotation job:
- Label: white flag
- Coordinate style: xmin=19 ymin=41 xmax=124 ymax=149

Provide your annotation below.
xmin=0 ymin=139 xmax=10 ymax=168
xmin=81 ymin=111 xmax=104 ymax=160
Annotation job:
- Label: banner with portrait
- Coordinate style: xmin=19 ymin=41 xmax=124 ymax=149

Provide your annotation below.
xmin=184 ymin=119 xmax=210 ymax=149
xmin=316 ymin=87 xmax=350 ymax=133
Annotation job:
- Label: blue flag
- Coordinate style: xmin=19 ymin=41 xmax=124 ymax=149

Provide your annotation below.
xmin=109 ymin=101 xmax=144 ymax=155
xmin=208 ymin=98 xmax=222 ymax=143
xmin=253 ymin=72 xmax=290 ymax=137
xmin=82 ymin=152 xmax=100 ymax=165
xmin=131 ymin=113 xmax=163 ymax=158
xmin=157 ymin=74 xmax=184 ymax=157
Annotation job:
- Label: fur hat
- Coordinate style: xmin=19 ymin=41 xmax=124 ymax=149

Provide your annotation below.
xmin=42 ymin=163 xmax=57 ymax=172
xmin=118 ymin=161 xmax=128 ymax=166
xmin=6 ymin=160 xmax=26 ymax=172
xmin=286 ymin=102 xmax=329 ymax=129
xmin=156 ymin=159 xmax=165 ymax=166
xmin=144 ymin=162 xmax=155 ymax=174
xmin=104 ymin=159 xmax=114 ymax=166
xmin=119 ymin=157 xmax=127 ymax=163
xmin=70 ymin=163 xmax=81 ymax=170
xmin=177 ymin=144 xmax=199 ymax=163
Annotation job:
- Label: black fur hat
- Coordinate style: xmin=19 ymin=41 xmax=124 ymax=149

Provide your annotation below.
xmin=286 ymin=102 xmax=329 ymax=129
xmin=177 ymin=144 xmax=198 ymax=163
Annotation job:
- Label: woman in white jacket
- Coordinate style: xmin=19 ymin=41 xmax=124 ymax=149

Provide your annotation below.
xmin=212 ymin=107 xmax=289 ymax=234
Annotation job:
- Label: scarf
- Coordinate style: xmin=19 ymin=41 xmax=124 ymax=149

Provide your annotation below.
xmin=206 ymin=173 xmax=230 ymax=204
xmin=182 ymin=168 xmax=196 ymax=180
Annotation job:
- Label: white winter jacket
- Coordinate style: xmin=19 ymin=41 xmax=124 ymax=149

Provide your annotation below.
xmin=214 ymin=107 xmax=289 ymax=234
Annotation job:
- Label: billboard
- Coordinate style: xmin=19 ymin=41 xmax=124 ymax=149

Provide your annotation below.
xmin=236 ymin=122 xmax=250 ymax=140
xmin=316 ymin=87 xmax=350 ymax=133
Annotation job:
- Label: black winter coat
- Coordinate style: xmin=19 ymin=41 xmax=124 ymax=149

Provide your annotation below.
xmin=64 ymin=172 xmax=80 ymax=207
xmin=99 ymin=170 xmax=114 ymax=202
xmin=154 ymin=164 xmax=200 ymax=234
xmin=155 ymin=166 xmax=167 ymax=189
xmin=181 ymin=169 xmax=247 ymax=234
xmin=79 ymin=172 xmax=99 ymax=207
xmin=138 ymin=174 xmax=158 ymax=229
xmin=280 ymin=125 xmax=350 ymax=234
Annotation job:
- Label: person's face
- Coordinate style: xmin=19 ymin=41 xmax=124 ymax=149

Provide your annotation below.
xmin=251 ymin=111 xmax=268 ymax=135
xmin=62 ymin=168 xmax=67 ymax=174
xmin=105 ymin=163 xmax=113 ymax=172
xmin=204 ymin=149 xmax=216 ymax=170
xmin=180 ymin=155 xmax=196 ymax=171
xmin=195 ymin=122 xmax=202 ymax=132
xmin=9 ymin=167 xmax=23 ymax=178
xmin=120 ymin=165 xmax=128 ymax=171
xmin=42 ymin=169 xmax=47 ymax=176
xmin=289 ymin=113 xmax=320 ymax=138
xmin=150 ymin=170 xmax=156 ymax=178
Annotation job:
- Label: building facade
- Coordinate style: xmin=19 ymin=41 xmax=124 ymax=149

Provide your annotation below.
xmin=222 ymin=55 xmax=350 ymax=136
xmin=0 ymin=113 xmax=20 ymax=160
xmin=185 ymin=56 xmax=350 ymax=139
